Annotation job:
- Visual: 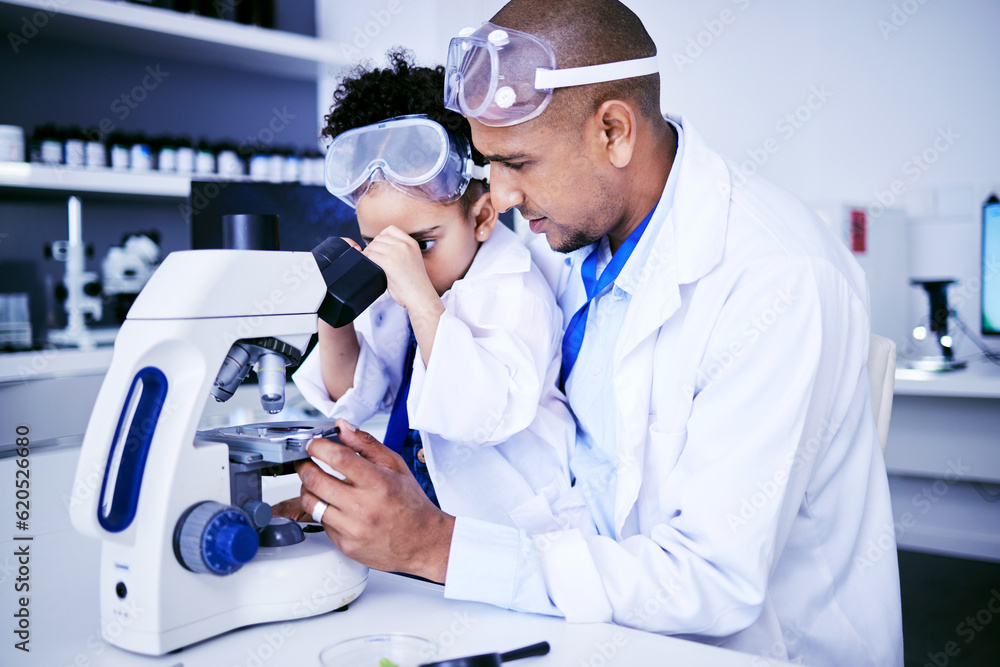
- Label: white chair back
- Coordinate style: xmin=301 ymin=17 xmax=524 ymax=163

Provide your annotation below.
xmin=868 ymin=334 xmax=897 ymax=455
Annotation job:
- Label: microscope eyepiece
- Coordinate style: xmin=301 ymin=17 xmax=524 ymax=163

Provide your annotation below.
xmin=311 ymin=237 xmax=387 ymax=328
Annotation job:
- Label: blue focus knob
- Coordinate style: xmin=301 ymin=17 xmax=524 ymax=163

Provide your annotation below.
xmin=175 ymin=501 xmax=259 ymax=576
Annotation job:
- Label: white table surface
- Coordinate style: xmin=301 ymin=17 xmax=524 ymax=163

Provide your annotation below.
xmin=0 ymin=446 xmax=790 ymax=667
xmin=894 ymin=360 xmax=1000 ymax=398
xmin=2 ymin=532 xmax=789 ymax=666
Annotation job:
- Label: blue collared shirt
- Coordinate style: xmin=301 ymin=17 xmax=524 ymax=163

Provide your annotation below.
xmin=564 ymin=120 xmax=684 ymax=537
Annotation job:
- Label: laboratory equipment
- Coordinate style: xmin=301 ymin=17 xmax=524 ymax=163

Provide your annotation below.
xmin=47 ymin=196 xmax=117 ymax=350
xmin=101 ymin=231 xmax=161 ymax=323
xmin=420 ymin=641 xmax=551 ymax=667
xmin=319 ymin=634 xmax=438 ymax=667
xmin=982 ymin=194 xmax=1000 ymax=336
xmin=189 ymin=181 xmax=360 ymax=252
xmin=0 ymin=124 xmax=24 ymax=162
xmin=908 ymin=278 xmax=966 ymax=372
xmin=0 ymin=292 xmax=31 ymax=349
xmin=69 ymin=233 xmax=387 ymax=655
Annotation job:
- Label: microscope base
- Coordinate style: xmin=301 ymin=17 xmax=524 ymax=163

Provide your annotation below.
xmin=907 ymin=357 xmax=968 ymax=372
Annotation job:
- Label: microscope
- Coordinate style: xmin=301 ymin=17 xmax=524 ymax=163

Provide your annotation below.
xmin=47 ymin=196 xmax=117 ymax=350
xmin=908 ymin=278 xmax=967 ymax=372
xmin=69 ymin=225 xmax=386 ymax=655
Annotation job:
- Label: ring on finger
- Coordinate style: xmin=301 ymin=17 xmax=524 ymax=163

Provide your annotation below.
xmin=311 ymin=499 xmax=329 ymax=524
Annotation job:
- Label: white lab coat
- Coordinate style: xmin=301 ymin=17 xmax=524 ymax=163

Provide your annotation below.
xmin=293 ymin=223 xmax=579 ymax=533
xmin=446 ymin=117 xmax=904 ymax=666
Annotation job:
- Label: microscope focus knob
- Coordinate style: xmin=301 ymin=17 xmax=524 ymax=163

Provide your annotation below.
xmin=174 ymin=501 xmax=259 ymax=576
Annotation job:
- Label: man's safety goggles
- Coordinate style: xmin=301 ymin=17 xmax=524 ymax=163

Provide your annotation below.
xmin=324 ymin=115 xmax=489 ymax=209
xmin=444 ymin=22 xmax=660 ymax=127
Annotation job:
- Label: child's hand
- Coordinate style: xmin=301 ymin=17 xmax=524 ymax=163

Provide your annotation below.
xmin=362 ymin=226 xmax=437 ymax=312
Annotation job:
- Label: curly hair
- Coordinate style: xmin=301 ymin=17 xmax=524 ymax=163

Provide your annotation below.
xmin=323 ymin=48 xmax=485 ymax=173
xmin=323 ymin=49 xmax=486 ymax=213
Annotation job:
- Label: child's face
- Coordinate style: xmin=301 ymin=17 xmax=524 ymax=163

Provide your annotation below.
xmin=356 ymin=186 xmax=482 ymax=296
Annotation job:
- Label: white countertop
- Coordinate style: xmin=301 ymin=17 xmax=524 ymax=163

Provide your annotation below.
xmin=0 ymin=345 xmax=115 ymax=384
xmin=894 ymin=360 xmax=1000 ymax=398
xmin=1 ymin=536 xmax=785 ymax=666
xmin=0 ymin=444 xmax=789 ymax=666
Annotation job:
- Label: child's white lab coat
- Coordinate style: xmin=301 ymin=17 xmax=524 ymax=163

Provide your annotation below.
xmin=293 ymin=223 xmax=580 ymax=534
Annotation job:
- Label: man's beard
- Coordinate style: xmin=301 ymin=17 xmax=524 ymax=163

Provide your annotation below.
xmin=550 ymin=226 xmax=602 ymax=254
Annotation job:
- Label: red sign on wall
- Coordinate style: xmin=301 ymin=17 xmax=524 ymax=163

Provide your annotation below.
xmin=850 ymin=208 xmax=867 ymax=254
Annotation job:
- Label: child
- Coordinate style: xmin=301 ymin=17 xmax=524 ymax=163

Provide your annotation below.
xmin=292 ymin=50 xmax=579 ymax=533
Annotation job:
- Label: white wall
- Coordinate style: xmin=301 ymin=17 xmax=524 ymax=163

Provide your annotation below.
xmin=317 ymin=0 xmax=1000 ymax=356
xmin=315 ymin=0 xmax=506 ymax=137
xmin=318 ymin=0 xmax=999 ymax=199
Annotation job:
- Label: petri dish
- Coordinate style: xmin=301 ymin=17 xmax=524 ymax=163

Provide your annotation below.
xmin=319 ymin=633 xmax=437 ymax=667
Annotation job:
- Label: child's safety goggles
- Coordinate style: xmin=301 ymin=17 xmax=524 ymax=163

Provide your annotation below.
xmin=444 ymin=22 xmax=660 ymax=127
xmin=324 ymin=115 xmax=490 ymax=209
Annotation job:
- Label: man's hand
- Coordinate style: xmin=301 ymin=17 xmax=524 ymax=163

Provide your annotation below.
xmin=296 ymin=418 xmax=455 ymax=582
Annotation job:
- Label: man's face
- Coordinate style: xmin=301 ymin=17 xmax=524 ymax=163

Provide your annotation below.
xmin=469 ymin=113 xmax=620 ymax=253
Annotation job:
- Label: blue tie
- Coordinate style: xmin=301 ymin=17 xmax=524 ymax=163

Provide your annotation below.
xmin=560 ymin=207 xmax=656 ymax=389
xmin=383 ymin=326 xmax=417 ymax=454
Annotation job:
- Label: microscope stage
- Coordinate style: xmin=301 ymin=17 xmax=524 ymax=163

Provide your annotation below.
xmin=196 ymin=421 xmax=338 ymax=464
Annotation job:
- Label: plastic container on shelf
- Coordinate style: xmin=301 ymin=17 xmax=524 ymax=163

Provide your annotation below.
xmin=267 ymin=152 xmax=284 ymax=183
xmin=107 ymin=132 xmax=131 ymax=170
xmin=176 ymin=136 xmax=195 ymax=174
xmin=33 ymin=124 xmax=64 ymax=165
xmin=129 ymin=133 xmax=154 ymax=171
xmin=195 ymin=139 xmax=216 ymax=175
xmin=84 ymin=129 xmax=107 ymax=168
xmin=282 ymin=152 xmax=300 ymax=183
xmin=0 ymin=125 xmax=26 ymax=162
xmin=155 ymin=136 xmax=178 ymax=173
xmin=301 ymin=150 xmax=324 ymax=185
xmin=216 ymin=142 xmax=244 ymax=178
xmin=248 ymin=151 xmax=270 ymax=180
xmin=64 ymin=126 xmax=86 ymax=168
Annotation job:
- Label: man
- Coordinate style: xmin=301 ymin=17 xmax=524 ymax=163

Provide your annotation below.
xmin=296 ymin=1 xmax=904 ymax=664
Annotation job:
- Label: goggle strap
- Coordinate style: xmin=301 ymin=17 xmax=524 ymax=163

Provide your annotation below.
xmin=534 ymin=56 xmax=659 ymax=91
xmin=467 ymin=160 xmax=490 ymax=185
